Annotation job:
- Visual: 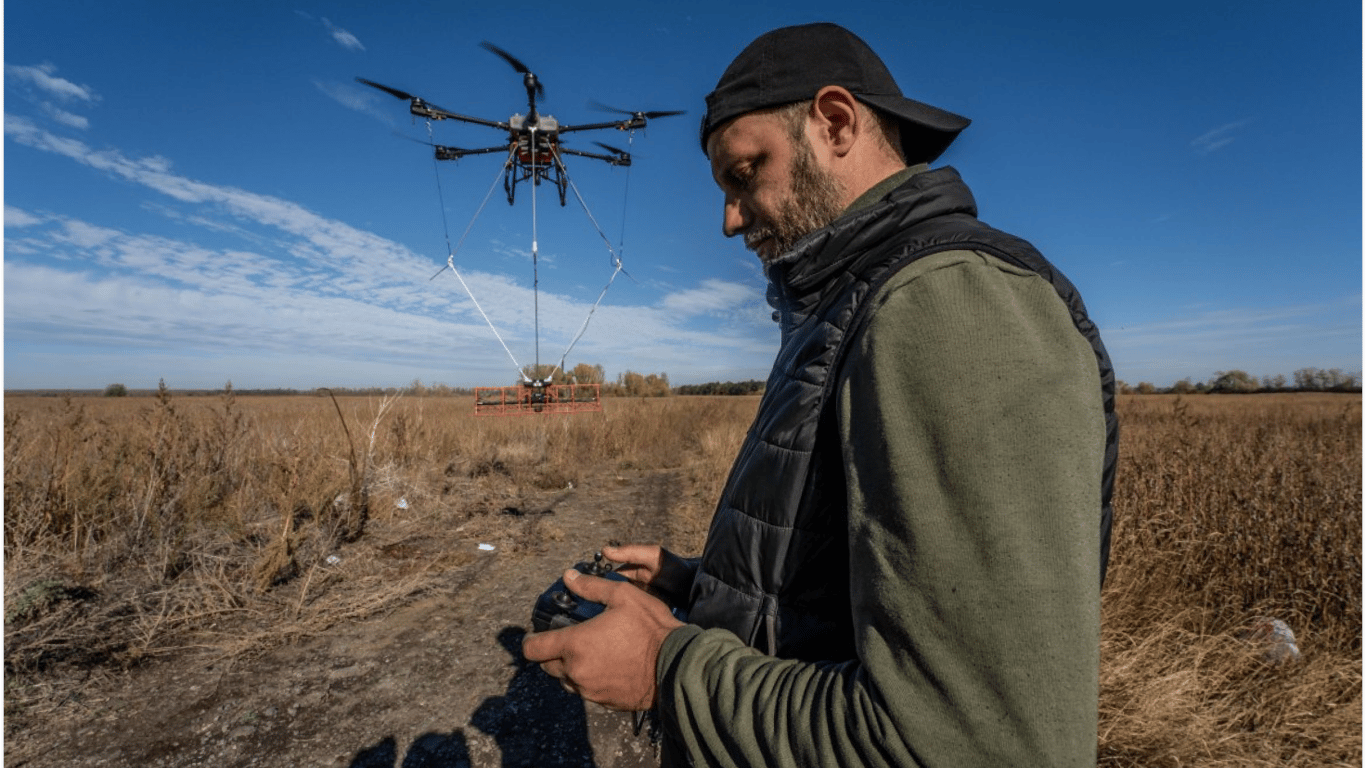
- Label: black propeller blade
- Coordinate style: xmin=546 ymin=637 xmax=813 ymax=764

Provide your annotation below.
xmin=392 ymin=131 xmax=434 ymax=146
xmin=593 ymin=141 xmax=629 ymax=156
xmin=590 ymin=101 xmax=686 ymax=121
xmin=481 ymin=41 xmax=545 ymax=101
xmin=357 ymin=77 xmax=418 ymax=102
xmin=390 ymin=132 xmax=470 ymax=154
xmin=480 ymin=41 xmax=531 ymax=74
xmin=358 ymin=76 xmax=460 ymax=117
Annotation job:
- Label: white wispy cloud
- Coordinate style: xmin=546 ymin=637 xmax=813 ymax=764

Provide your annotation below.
xmin=314 ymin=79 xmax=412 ymax=130
xmin=6 ymin=62 xmax=98 ymax=131
xmin=5 ymin=62 xmax=98 ymax=102
xmin=296 ymin=11 xmax=365 ymax=52
xmin=5 ymin=205 xmax=44 ymax=227
xmin=660 ymin=278 xmax=754 ymax=316
xmin=1191 ymin=119 xmax=1251 ymax=155
xmin=322 ymin=18 xmax=365 ymax=52
xmin=41 ymin=103 xmax=90 ymax=129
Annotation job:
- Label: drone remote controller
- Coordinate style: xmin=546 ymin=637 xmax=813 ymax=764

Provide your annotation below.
xmin=531 ymin=552 xmax=630 ymax=632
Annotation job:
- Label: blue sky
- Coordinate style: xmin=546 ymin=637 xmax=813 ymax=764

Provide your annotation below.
xmin=4 ymin=0 xmax=1361 ymax=390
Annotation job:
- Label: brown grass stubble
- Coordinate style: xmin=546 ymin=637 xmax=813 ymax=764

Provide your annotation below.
xmin=3 ymin=390 xmax=1360 ymax=764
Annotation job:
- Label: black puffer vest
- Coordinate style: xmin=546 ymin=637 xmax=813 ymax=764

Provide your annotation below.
xmin=685 ymin=167 xmax=1118 ymax=661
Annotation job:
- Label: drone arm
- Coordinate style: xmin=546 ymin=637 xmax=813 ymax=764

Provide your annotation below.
xmin=412 ymin=103 xmax=510 ymax=130
xmin=557 ymin=117 xmax=646 ymax=134
xmin=558 ymin=147 xmax=631 ymax=167
xmin=434 ymin=145 xmax=513 ymax=161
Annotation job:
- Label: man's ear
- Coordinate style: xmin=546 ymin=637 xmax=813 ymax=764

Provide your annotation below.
xmin=810 ymin=86 xmax=861 ymax=157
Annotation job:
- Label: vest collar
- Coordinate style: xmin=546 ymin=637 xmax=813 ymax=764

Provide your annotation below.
xmin=766 ymin=166 xmax=979 ymax=315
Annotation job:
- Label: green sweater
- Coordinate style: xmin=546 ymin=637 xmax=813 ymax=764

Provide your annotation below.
xmin=656 ymin=245 xmax=1104 ymax=766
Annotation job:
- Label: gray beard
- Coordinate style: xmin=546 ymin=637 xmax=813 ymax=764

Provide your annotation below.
xmin=746 ymin=139 xmax=847 ymax=264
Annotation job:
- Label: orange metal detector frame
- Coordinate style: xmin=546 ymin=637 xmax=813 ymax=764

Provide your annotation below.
xmin=474 ymin=381 xmax=603 ymax=416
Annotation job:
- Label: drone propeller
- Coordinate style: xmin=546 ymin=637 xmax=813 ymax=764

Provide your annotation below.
xmin=593 ymin=141 xmax=629 ymax=156
xmin=357 ymin=77 xmax=419 ymax=102
xmin=391 ymin=131 xmax=435 ymax=147
xmin=481 ymin=41 xmax=545 ymax=101
xmin=589 ymin=100 xmax=686 ymax=121
xmin=390 ymin=132 xmax=471 ymax=155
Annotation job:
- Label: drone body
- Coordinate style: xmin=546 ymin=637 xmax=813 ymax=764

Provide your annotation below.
xmin=358 ymin=41 xmax=681 ymax=205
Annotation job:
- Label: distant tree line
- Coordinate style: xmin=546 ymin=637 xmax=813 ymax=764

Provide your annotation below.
xmin=1119 ymin=367 xmax=1362 ymax=395
xmin=674 ymin=380 xmax=767 ymax=396
xmin=93 ymin=382 xmax=316 ymax=397
xmin=395 ymin=380 xmax=476 ymax=397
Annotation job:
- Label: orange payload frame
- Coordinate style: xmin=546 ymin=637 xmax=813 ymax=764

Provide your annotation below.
xmin=473 ymin=381 xmax=602 ymax=416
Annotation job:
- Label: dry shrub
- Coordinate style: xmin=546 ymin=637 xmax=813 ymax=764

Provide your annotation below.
xmin=4 ymin=389 xmax=419 ymax=679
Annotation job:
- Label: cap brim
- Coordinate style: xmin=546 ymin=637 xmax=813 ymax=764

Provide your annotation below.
xmin=856 ymin=93 xmax=971 ymax=164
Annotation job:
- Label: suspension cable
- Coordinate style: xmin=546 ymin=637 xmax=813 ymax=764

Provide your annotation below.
xmin=426 ymin=121 xmax=458 ymax=259
xmin=559 ymin=153 xmax=623 ymax=268
xmin=530 ymin=127 xmax=541 ymax=378
xmin=549 ymin=153 xmax=628 ymax=375
xmin=615 ymin=130 xmax=637 ymax=260
xmin=425 ymin=121 xmax=529 ymax=382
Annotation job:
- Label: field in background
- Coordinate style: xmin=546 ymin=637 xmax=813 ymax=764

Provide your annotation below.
xmin=4 ymin=390 xmax=1361 ymax=765
xmin=1098 ymin=394 xmax=1360 ymax=765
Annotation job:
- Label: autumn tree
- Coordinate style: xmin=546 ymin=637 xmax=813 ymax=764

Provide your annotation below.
xmin=1168 ymin=378 xmax=1197 ymax=395
xmin=615 ymin=370 xmax=671 ymax=397
xmin=568 ymin=363 xmax=606 ymax=384
xmin=1209 ymin=370 xmax=1258 ymax=394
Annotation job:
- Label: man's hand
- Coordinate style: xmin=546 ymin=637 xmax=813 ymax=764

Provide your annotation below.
xmin=602 ymin=544 xmax=696 ymax=607
xmin=522 ymin=567 xmax=684 ymax=711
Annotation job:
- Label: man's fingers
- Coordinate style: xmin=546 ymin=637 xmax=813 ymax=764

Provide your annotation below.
xmin=561 ymin=568 xmax=620 ymax=604
xmin=602 ymin=544 xmax=664 ymax=586
xmin=522 ymin=626 xmax=569 ymax=662
xmin=538 ymin=657 xmax=567 ymax=679
xmin=603 ymin=543 xmax=657 ymax=563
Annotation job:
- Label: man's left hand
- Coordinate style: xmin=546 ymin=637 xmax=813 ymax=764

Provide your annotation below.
xmin=522 ymin=568 xmax=685 ymax=711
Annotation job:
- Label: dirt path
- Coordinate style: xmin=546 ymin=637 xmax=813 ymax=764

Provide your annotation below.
xmin=6 ymin=469 xmax=688 ymax=768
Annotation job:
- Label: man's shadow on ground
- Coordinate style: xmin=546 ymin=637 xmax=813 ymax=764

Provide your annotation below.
xmin=349 ymin=626 xmax=597 ymax=768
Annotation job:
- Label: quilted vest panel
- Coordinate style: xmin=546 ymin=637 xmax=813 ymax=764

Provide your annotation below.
xmin=685 ymin=167 xmax=1118 ymax=661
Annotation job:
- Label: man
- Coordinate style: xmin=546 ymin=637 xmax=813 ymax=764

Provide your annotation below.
xmin=523 ymin=22 xmax=1118 ymax=767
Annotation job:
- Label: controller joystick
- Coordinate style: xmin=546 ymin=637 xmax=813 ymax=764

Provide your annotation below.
xmin=531 ymin=552 xmax=629 ymax=632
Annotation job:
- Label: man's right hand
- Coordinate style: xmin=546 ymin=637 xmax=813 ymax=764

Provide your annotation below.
xmin=602 ymin=544 xmax=696 ymax=608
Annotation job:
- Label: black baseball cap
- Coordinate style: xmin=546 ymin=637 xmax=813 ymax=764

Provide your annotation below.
xmin=700 ymin=23 xmax=970 ymax=164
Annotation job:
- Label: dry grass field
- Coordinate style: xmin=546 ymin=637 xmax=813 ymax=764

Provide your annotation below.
xmin=3 ymin=389 xmax=1360 ymax=766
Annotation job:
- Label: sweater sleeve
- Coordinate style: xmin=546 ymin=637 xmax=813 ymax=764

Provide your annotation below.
xmin=656 ymin=250 xmax=1104 ymax=768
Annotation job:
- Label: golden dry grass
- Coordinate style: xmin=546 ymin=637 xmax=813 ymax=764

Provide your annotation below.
xmin=2 ymin=392 xmax=749 ymax=675
xmin=1099 ymin=394 xmax=1361 ymax=766
xmin=3 ymin=389 xmax=1360 ymax=765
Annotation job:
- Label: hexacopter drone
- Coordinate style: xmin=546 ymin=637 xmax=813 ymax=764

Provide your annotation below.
xmin=358 ymin=41 xmax=682 ymax=206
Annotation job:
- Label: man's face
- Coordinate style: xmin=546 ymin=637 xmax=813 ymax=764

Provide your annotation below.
xmin=707 ymin=110 xmax=847 ymax=263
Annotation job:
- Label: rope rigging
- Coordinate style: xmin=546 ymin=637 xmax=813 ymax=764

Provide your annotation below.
xmin=422 ymin=118 xmax=637 ymax=384
xmin=424 ymin=121 xmax=530 ymax=380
